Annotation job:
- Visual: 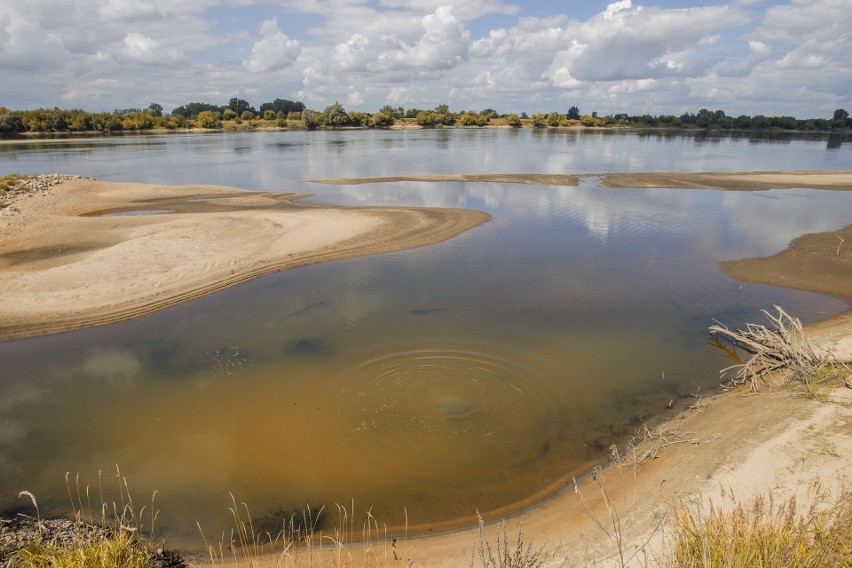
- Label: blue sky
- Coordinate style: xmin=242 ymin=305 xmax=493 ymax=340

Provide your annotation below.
xmin=1 ymin=1 xmax=849 ymax=118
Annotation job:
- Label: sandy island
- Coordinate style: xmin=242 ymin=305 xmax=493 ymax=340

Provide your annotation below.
xmin=0 ymin=178 xmax=490 ymax=340
xmin=1 ymin=171 xmax=850 ymax=566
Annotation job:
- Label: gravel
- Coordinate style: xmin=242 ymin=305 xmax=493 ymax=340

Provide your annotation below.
xmin=0 ymin=516 xmax=185 ymax=567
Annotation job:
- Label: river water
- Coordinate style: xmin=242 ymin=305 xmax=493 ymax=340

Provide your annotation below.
xmin=0 ymin=129 xmax=850 ymax=544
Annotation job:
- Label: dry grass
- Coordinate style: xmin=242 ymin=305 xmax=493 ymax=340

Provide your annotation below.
xmin=667 ymin=483 xmax=852 ymax=567
xmin=0 ymin=173 xmax=36 ymax=195
xmin=197 ymin=497 xmax=413 ymax=568
xmin=470 ymin=512 xmax=546 ymax=568
xmin=5 ymin=467 xmax=160 ymax=568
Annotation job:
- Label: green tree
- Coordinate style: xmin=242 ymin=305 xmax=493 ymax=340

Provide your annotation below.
xmin=302 ymin=109 xmax=321 ymax=130
xmin=171 ymin=102 xmax=222 ymax=118
xmin=566 ymin=106 xmax=580 ymax=120
xmin=546 ymin=112 xmax=561 ymax=127
xmin=146 ymin=103 xmax=163 ymax=117
xmin=379 ymin=105 xmax=402 ymax=118
xmin=458 ymin=111 xmax=486 ymax=126
xmin=371 ymin=112 xmax=394 ymax=128
xmin=240 ymin=110 xmax=255 ymax=121
xmin=0 ymin=111 xmax=24 ymax=133
xmin=347 ymin=111 xmax=371 ymax=126
xmin=530 ymin=113 xmax=546 ymax=127
xmin=222 ymin=109 xmax=237 ymax=120
xmin=504 ymin=113 xmax=522 ymax=128
xmin=228 ymin=98 xmax=254 ymax=116
xmin=832 ymin=108 xmax=848 ymax=121
xmin=195 ymin=111 xmax=221 ymax=128
xmin=259 ymin=98 xmax=305 ymax=115
xmin=322 ymin=102 xmax=349 ymax=127
xmin=263 ymin=110 xmax=276 ymax=120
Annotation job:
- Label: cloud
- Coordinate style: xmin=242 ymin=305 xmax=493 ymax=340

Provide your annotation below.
xmin=332 ymin=5 xmax=470 ymax=72
xmin=0 ymin=0 xmax=848 ymax=116
xmin=0 ymin=12 xmax=71 ymax=70
xmin=243 ymin=17 xmax=302 ymax=73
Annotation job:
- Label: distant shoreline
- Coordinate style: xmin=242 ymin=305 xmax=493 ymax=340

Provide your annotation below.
xmin=1 ymin=124 xmax=849 ymax=145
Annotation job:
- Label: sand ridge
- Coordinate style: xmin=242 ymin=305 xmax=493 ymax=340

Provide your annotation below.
xmin=0 ymin=179 xmax=490 ymax=340
xmin=309 ymin=169 xmax=852 ymax=191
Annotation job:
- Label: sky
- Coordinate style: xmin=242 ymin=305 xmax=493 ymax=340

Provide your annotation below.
xmin=1 ymin=0 xmax=850 ymax=118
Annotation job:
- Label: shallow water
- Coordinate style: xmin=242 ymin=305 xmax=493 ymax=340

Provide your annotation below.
xmin=0 ymin=129 xmax=850 ymax=544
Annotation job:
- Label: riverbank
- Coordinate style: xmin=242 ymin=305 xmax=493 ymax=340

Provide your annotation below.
xmin=1 ymin=171 xmax=849 ymax=566
xmin=0 ymin=177 xmax=490 ymax=341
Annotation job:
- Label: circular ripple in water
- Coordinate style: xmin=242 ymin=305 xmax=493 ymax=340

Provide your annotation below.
xmin=327 ymin=344 xmax=567 ymax=487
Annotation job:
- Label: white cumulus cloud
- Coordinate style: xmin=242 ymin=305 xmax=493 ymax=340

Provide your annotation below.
xmin=244 ymin=17 xmax=302 ymax=73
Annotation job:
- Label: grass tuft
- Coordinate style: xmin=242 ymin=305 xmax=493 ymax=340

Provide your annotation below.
xmin=470 ymin=512 xmax=546 ymax=568
xmin=13 ymin=529 xmax=150 ymax=568
xmin=667 ymin=483 xmax=852 ymax=567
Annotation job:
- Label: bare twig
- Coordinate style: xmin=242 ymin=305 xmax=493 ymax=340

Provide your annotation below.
xmin=709 ymin=305 xmax=831 ymax=392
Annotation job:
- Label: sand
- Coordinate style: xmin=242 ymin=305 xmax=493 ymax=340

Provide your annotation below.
xmin=2 ymin=171 xmax=850 ymax=566
xmin=0 ymin=178 xmax=490 ymax=340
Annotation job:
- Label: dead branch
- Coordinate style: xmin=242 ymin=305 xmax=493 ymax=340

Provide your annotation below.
xmin=708 ymin=305 xmax=829 ymax=393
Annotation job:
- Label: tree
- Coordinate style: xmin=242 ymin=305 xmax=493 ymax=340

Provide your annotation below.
xmin=371 ymin=112 xmax=394 ymax=128
xmin=530 ymin=113 xmax=546 ymax=127
xmin=146 ymin=103 xmax=163 ymax=117
xmin=302 ymin=109 xmax=321 ymax=130
xmin=171 ymin=102 xmax=221 ymax=118
xmin=259 ymin=98 xmax=305 ymax=115
xmin=195 ymin=111 xmax=221 ymax=128
xmin=566 ymin=106 xmax=580 ymax=120
xmin=322 ymin=102 xmax=349 ymax=127
xmin=832 ymin=108 xmax=849 ymax=121
xmin=504 ymin=113 xmax=521 ymax=128
xmin=379 ymin=105 xmax=402 ymax=118
xmin=546 ymin=112 xmax=561 ymax=127
xmin=240 ymin=110 xmax=255 ymax=121
xmin=222 ymin=109 xmax=237 ymax=120
xmin=458 ymin=111 xmax=486 ymax=126
xmin=228 ymin=98 xmax=254 ymax=116
xmin=434 ymin=103 xmax=450 ymax=114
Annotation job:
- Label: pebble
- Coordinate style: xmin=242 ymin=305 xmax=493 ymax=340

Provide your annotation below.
xmin=0 ymin=174 xmax=88 ymax=215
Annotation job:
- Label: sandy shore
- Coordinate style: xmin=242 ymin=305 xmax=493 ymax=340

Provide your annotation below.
xmin=0 ymin=178 xmax=489 ymax=340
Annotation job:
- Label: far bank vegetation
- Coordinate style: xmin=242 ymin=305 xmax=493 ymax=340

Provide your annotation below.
xmin=2 ymin=98 xmax=850 ymax=135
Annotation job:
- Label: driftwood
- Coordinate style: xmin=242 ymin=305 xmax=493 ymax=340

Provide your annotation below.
xmin=708 ymin=305 xmax=829 ymax=393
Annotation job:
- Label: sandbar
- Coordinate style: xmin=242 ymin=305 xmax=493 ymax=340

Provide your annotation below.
xmin=0 ymin=178 xmax=489 ymax=340
xmin=310 ymin=169 xmax=852 ymax=191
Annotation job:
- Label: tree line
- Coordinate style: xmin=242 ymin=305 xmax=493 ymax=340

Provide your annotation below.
xmin=1 ymin=97 xmax=850 ymax=134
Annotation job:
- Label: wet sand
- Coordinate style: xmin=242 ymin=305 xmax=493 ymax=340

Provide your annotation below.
xmin=0 ymin=179 xmax=490 ymax=340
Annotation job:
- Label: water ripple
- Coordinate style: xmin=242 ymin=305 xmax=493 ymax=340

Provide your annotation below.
xmin=325 ymin=343 xmax=565 ymax=485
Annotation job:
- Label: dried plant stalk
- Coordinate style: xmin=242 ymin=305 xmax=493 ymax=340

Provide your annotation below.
xmin=709 ymin=305 xmax=828 ymax=392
